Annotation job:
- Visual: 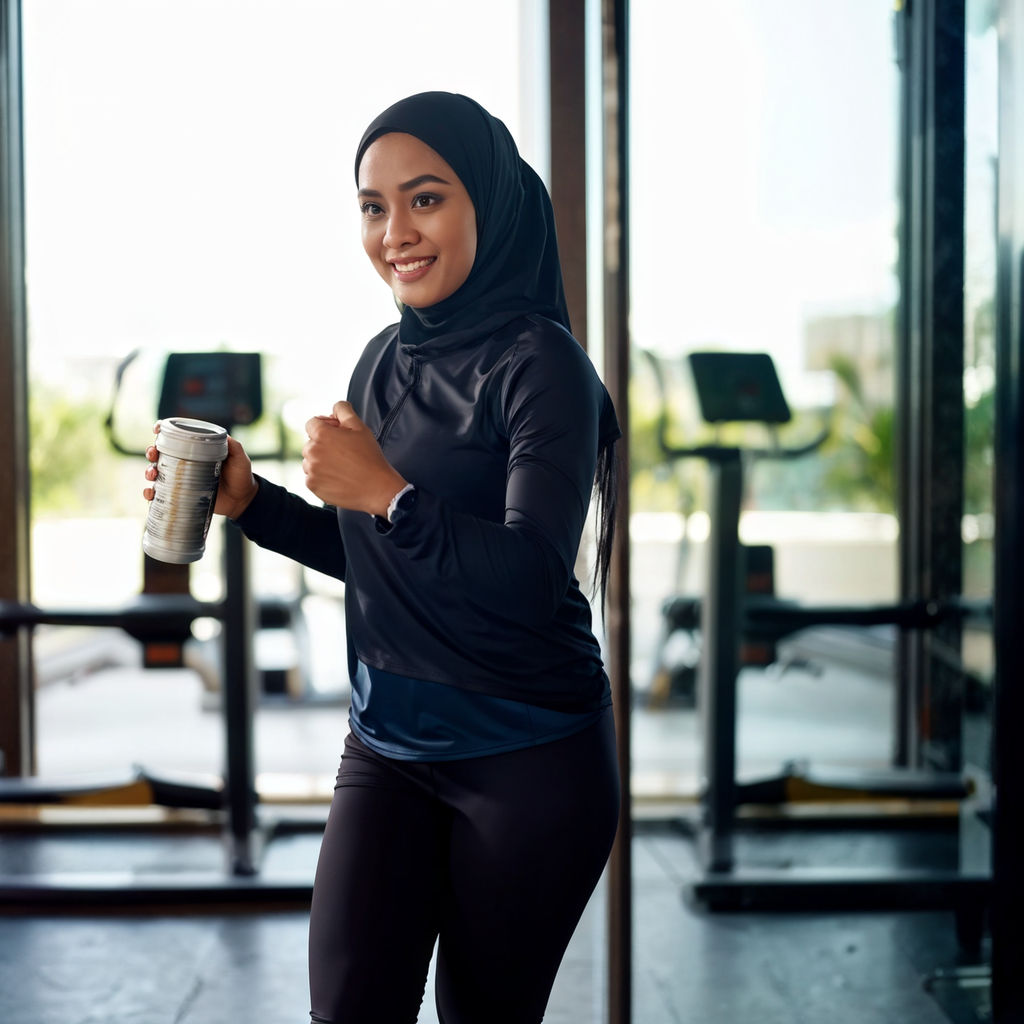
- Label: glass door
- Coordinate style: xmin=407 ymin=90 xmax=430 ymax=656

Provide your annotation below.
xmin=628 ymin=1 xmax=902 ymax=798
xmin=960 ymin=0 xmax=998 ymax=869
xmin=21 ymin=0 xmax=547 ymax=785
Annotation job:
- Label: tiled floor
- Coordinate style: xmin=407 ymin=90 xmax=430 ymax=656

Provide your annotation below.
xmin=0 ymin=621 xmax=993 ymax=1023
xmin=0 ymin=820 xmax=983 ymax=1024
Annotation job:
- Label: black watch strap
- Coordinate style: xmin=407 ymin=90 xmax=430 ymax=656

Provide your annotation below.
xmin=374 ymin=486 xmax=417 ymax=534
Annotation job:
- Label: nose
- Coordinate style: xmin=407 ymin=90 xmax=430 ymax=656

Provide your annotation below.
xmin=382 ymin=207 xmax=418 ymax=250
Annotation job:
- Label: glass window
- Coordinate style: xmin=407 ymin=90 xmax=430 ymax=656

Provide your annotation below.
xmin=961 ymin=0 xmax=998 ymax=806
xmin=629 ymin=2 xmax=901 ymax=795
xmin=22 ymin=0 xmax=546 ymax=780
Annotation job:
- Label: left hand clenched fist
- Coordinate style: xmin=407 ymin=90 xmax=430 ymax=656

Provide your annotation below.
xmin=302 ymin=401 xmax=408 ymax=517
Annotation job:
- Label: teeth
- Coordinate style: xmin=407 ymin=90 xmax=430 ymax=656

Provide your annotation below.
xmin=394 ymin=257 xmax=434 ymax=272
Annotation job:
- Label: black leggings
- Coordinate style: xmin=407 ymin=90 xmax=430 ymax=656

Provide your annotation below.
xmin=308 ymin=709 xmax=619 ymax=1024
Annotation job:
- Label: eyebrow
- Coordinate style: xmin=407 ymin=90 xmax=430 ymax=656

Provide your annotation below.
xmin=357 ymin=174 xmax=452 ymax=198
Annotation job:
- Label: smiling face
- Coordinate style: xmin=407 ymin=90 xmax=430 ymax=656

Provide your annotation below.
xmin=357 ymin=132 xmax=478 ymax=310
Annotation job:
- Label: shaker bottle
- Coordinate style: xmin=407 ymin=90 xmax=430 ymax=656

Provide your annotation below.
xmin=143 ymin=417 xmax=229 ymax=564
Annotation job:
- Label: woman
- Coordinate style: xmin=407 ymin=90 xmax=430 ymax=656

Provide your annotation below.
xmin=145 ymin=91 xmax=620 ymax=1024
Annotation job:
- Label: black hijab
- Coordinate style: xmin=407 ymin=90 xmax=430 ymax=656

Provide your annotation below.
xmin=354 ymin=91 xmax=571 ymax=350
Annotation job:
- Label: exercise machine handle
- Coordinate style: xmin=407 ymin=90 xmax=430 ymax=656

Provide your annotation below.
xmin=643 ymin=347 xmax=831 ymax=465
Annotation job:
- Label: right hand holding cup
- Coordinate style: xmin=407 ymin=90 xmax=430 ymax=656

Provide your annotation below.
xmin=143 ymin=423 xmax=259 ymax=521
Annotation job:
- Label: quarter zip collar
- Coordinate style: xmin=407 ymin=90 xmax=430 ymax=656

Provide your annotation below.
xmin=397 ymin=310 xmax=529 ymax=360
xmin=376 ymin=355 xmax=420 ymax=445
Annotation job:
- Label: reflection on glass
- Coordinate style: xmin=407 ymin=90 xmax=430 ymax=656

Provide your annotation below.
xmin=962 ymin=0 xmax=998 ymax=814
xmin=22 ymin=0 xmax=541 ymax=780
xmin=629 ymin=2 xmax=900 ymax=797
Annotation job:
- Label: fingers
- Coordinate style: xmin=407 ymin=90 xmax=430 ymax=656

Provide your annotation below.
xmin=300 ymin=403 xmax=373 ymax=498
xmin=142 ymin=453 xmax=158 ymax=502
xmin=304 ymin=413 xmax=341 ymax=438
xmin=331 ymin=400 xmax=359 ymax=427
xmin=224 ymin=436 xmax=248 ymax=464
xmin=302 ymin=403 xmax=361 ymax=439
xmin=144 ymin=436 xmax=159 ymax=501
xmin=147 ymin=422 xmax=161 ymax=463
xmin=300 ymin=423 xmax=327 ymax=477
xmin=143 ymin=423 xmax=166 ymax=501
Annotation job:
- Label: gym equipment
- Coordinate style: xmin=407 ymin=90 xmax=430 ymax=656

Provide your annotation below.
xmin=643 ymin=348 xmax=826 ymax=706
xmin=0 ymin=532 xmax=270 ymax=886
xmin=647 ymin=349 xmax=989 ymax=912
xmin=0 ymin=351 xmax=320 ymax=904
xmin=106 ymin=350 xmax=315 ymax=695
xmin=643 ymin=350 xmax=825 ymax=706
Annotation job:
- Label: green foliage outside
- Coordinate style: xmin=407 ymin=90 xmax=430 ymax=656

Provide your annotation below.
xmin=817 ymin=352 xmax=895 ymax=513
xmin=28 ymin=364 xmax=304 ymax=521
xmin=628 ymin=348 xmax=898 ymax=515
xmin=629 ymin=345 xmax=996 ymax=518
xmin=29 ymin=383 xmax=131 ymax=517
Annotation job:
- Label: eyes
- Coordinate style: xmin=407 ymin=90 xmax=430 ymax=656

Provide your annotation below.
xmin=360 ymin=193 xmax=442 ymax=219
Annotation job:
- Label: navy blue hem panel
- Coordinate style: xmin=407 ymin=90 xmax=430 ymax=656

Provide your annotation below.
xmin=348 ymin=662 xmax=609 ymax=763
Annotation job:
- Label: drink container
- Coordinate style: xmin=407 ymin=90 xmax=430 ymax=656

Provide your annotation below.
xmin=143 ymin=417 xmax=229 ymax=564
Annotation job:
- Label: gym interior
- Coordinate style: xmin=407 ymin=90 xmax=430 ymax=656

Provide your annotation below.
xmin=1 ymin=1 xmax=1022 ymax=1022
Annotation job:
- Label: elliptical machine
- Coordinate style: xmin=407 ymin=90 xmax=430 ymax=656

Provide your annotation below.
xmin=644 ymin=350 xmax=818 ymax=708
xmin=647 ymin=350 xmax=980 ymax=912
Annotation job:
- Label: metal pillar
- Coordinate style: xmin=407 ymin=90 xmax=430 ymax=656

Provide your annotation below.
xmin=895 ymin=0 xmax=966 ymax=772
xmin=548 ymin=0 xmax=588 ymax=349
xmin=991 ymin=3 xmax=1024 ymax=1016
xmin=0 ymin=0 xmax=32 ymax=778
xmin=222 ymin=523 xmax=259 ymax=876
xmin=697 ymin=454 xmax=743 ymax=873
xmin=601 ymin=1 xmax=631 ymax=1021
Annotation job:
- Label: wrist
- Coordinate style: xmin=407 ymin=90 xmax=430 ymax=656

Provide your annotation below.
xmin=375 ymin=483 xmax=417 ymax=534
xmin=228 ymin=478 xmax=260 ymax=520
xmin=372 ymin=475 xmax=409 ymax=518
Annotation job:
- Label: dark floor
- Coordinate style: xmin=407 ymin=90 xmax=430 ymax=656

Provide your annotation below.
xmin=2 ymin=623 xmax=994 ymax=1022
xmin=0 ymin=815 xmax=990 ymax=1024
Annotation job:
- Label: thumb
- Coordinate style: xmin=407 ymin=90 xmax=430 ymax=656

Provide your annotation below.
xmin=331 ymin=400 xmax=362 ymax=430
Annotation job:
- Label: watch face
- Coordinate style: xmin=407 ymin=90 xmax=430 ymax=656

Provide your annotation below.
xmin=378 ymin=486 xmax=417 ymax=534
xmin=393 ymin=488 xmax=418 ymax=518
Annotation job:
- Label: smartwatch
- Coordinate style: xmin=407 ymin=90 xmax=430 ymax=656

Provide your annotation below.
xmin=375 ymin=485 xmax=417 ymax=533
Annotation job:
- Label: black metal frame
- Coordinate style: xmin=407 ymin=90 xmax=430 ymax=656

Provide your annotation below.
xmin=990 ymin=2 xmax=1024 ymax=1016
xmin=601 ymin=2 xmax=633 ymax=1022
xmin=0 ymin=0 xmax=32 ymax=779
xmin=696 ymin=450 xmax=742 ymax=874
xmin=895 ymin=0 xmax=968 ymax=775
xmin=0 ymin=524 xmax=286 ymax=900
xmin=683 ymin=433 xmax=988 ymax=910
xmin=647 ymin=350 xmax=979 ymax=889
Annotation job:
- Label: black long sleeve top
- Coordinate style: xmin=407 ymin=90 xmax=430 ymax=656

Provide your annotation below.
xmin=235 ymin=314 xmax=620 ymax=713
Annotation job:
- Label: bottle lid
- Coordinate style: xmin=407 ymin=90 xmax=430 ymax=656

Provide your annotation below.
xmin=155 ymin=417 xmax=229 ymax=462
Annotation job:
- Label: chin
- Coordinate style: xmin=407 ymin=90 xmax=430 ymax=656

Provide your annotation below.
xmin=399 ymin=291 xmax=446 ymax=310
